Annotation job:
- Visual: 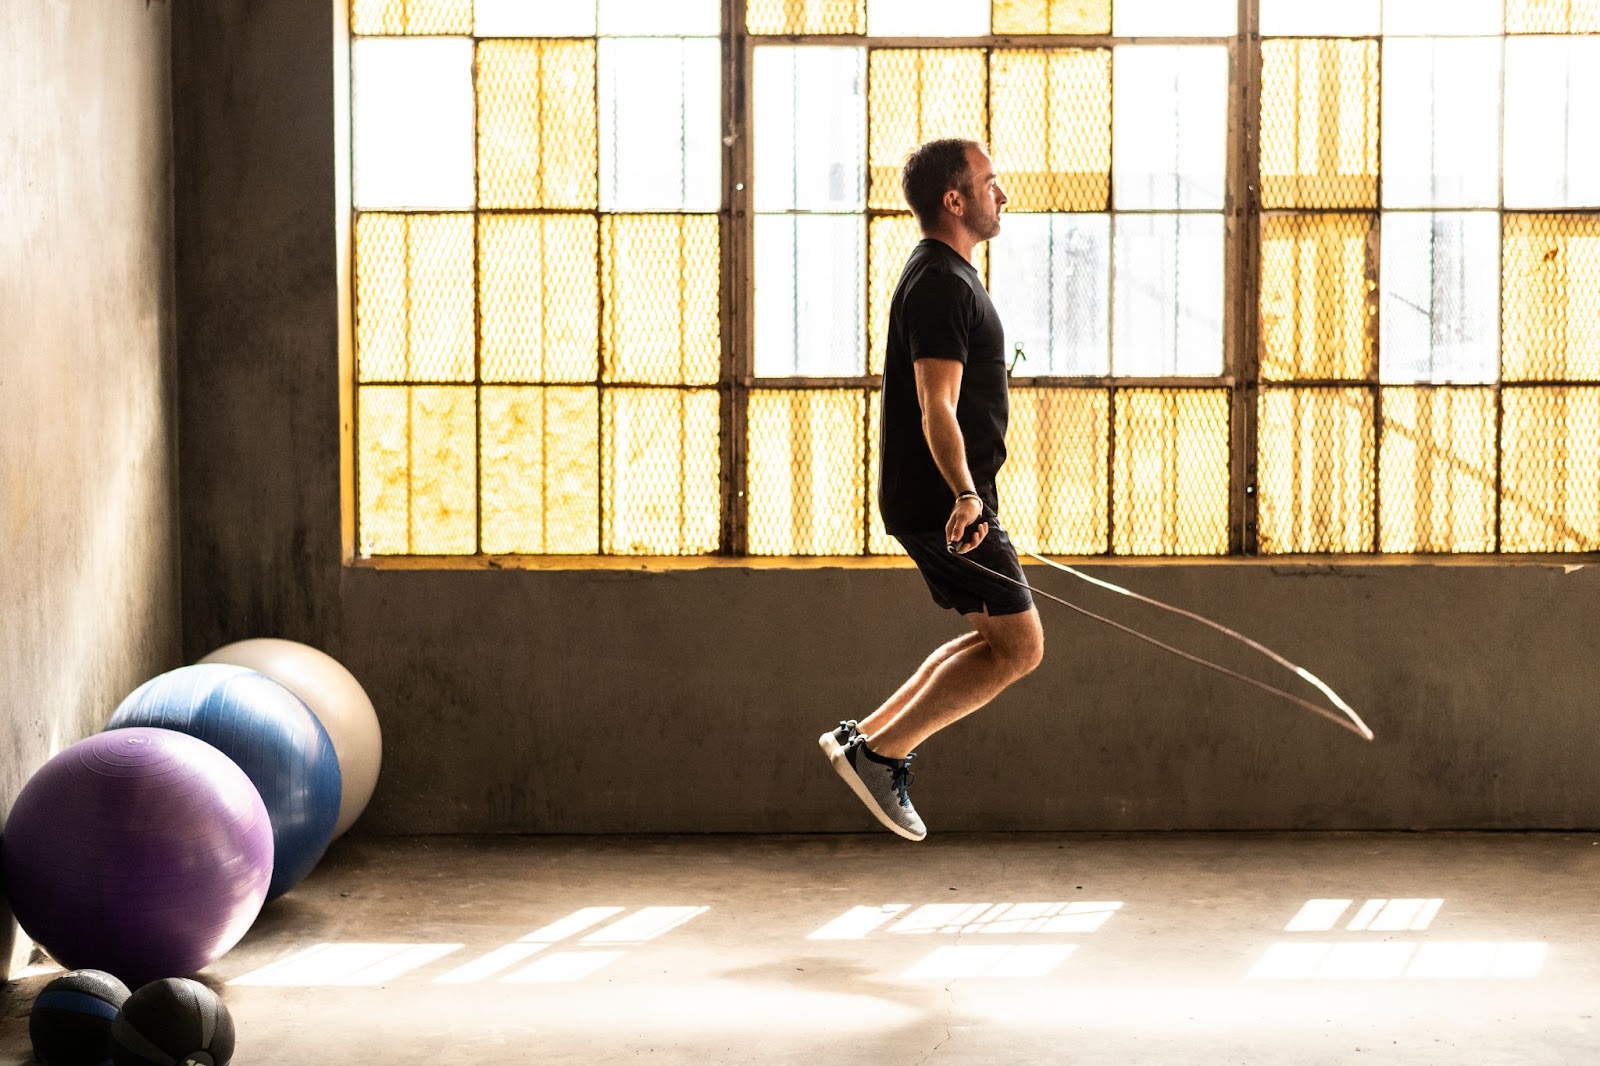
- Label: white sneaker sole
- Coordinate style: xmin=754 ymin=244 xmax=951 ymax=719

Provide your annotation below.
xmin=819 ymin=732 xmax=926 ymax=842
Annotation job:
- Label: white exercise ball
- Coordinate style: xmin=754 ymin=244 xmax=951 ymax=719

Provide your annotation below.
xmin=199 ymin=638 xmax=382 ymax=838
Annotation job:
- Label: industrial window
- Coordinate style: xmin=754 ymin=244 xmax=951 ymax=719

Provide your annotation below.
xmin=347 ymin=0 xmax=1600 ymax=559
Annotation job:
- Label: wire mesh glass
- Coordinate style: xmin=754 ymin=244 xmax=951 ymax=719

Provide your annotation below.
xmin=480 ymin=386 xmax=600 ymax=555
xmin=1503 ymin=38 xmax=1600 ymax=210
xmin=993 ymin=0 xmax=1111 ymax=34
xmin=1502 ymin=213 xmax=1600 ymax=382
xmin=359 ymin=385 xmax=477 ymax=555
xmin=1506 ymin=0 xmax=1600 ymax=33
xmin=747 ymin=390 xmax=867 ymax=556
xmin=747 ymin=0 xmax=864 ymax=34
xmin=1379 ymin=212 xmax=1500 ymax=384
xmin=601 ymin=215 xmax=720 ymax=385
xmin=989 ymin=49 xmax=1111 ymax=214
xmin=989 ymin=213 xmax=1111 ymax=377
xmin=355 ymin=213 xmax=475 ymax=383
xmin=866 ymin=49 xmax=988 ymax=212
xmin=1501 ymin=387 xmax=1600 ymax=552
xmin=478 ymin=213 xmax=600 ymax=384
xmin=1112 ymin=389 xmax=1230 ymax=556
xmin=865 ymin=390 xmax=905 ymax=556
xmin=477 ymin=40 xmax=597 ymax=211
xmin=352 ymin=0 xmax=470 ymax=36
xmin=1257 ymin=387 xmax=1376 ymax=553
xmin=603 ymin=389 xmax=721 ymax=555
xmin=1259 ymin=39 xmax=1379 ymax=210
xmin=1000 ymin=388 xmax=1111 ymax=555
xmin=1259 ymin=212 xmax=1377 ymax=382
xmin=1379 ymin=387 xmax=1497 ymax=553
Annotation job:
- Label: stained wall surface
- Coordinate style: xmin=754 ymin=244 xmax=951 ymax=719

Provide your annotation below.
xmin=173 ymin=0 xmax=1600 ymax=836
xmin=0 ymin=0 xmax=180 ymax=974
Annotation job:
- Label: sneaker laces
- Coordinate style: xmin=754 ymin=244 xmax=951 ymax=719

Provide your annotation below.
xmin=837 ymin=719 xmax=858 ymax=735
xmin=891 ymin=753 xmax=916 ymax=806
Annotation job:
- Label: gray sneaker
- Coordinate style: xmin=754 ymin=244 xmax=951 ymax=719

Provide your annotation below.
xmin=825 ymin=735 xmax=927 ymax=841
xmin=816 ymin=719 xmax=861 ymax=759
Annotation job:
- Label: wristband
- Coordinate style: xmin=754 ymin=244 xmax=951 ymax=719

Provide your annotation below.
xmin=956 ymin=491 xmax=982 ymax=505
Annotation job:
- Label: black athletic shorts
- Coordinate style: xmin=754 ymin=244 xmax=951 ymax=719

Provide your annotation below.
xmin=895 ymin=523 xmax=1034 ymax=618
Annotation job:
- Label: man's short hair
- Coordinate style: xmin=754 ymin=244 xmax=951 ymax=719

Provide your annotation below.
xmin=901 ymin=138 xmax=981 ymax=229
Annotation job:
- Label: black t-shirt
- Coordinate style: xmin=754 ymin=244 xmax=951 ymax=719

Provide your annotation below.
xmin=878 ymin=239 xmax=1009 ymax=535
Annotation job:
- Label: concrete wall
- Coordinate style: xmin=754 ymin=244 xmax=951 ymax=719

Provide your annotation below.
xmin=173 ymin=0 xmax=1600 ymax=836
xmin=0 ymin=0 xmax=180 ymax=973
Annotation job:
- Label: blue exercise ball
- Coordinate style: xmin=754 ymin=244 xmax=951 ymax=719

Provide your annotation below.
xmin=106 ymin=664 xmax=341 ymax=901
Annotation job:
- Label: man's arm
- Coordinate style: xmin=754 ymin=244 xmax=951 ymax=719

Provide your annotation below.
xmin=914 ymin=357 xmax=988 ymax=553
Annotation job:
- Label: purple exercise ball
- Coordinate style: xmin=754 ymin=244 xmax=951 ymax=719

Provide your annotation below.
xmin=2 ymin=729 xmax=273 ymax=986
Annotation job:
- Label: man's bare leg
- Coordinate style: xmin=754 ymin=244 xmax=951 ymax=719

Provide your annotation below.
xmin=864 ymin=607 xmax=1044 ymax=760
xmin=856 ymin=630 xmax=984 ymax=738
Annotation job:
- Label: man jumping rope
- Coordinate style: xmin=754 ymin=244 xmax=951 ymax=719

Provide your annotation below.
xmin=819 ymin=138 xmax=1044 ymax=841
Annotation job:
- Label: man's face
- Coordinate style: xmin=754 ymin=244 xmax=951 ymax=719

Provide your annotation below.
xmin=958 ymin=146 xmax=1007 ymax=241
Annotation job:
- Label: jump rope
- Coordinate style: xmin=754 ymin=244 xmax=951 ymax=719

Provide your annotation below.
xmin=943 ymin=537 xmax=1376 ymax=742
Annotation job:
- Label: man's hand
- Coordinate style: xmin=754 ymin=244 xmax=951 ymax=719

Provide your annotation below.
xmin=946 ymin=496 xmax=988 ymax=554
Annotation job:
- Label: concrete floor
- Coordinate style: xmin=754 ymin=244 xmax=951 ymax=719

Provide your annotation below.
xmin=4 ymin=833 xmax=1600 ymax=1064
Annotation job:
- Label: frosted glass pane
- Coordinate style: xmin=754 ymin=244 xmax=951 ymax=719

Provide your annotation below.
xmin=755 ymin=215 xmax=866 ymax=376
xmin=1380 ymin=212 xmax=1500 ymax=383
xmin=1384 ymin=0 xmax=1503 ymax=35
xmin=754 ymin=47 xmax=867 ymax=213
xmin=1505 ymin=39 xmax=1600 ymax=210
xmin=989 ymin=214 xmax=1111 ymax=377
xmin=1113 ymin=0 xmax=1236 ymax=36
xmin=600 ymin=39 xmax=721 ymax=211
xmin=1381 ymin=39 xmax=1500 ymax=208
xmin=1113 ymin=214 xmax=1224 ymax=376
xmin=1260 ymin=0 xmax=1380 ymax=35
xmin=600 ymin=0 xmax=720 ymax=34
xmin=476 ymin=0 xmax=596 ymax=36
xmin=867 ymin=0 xmax=989 ymax=35
xmin=353 ymin=38 xmax=474 ymax=210
xmin=1113 ymin=46 xmax=1227 ymax=211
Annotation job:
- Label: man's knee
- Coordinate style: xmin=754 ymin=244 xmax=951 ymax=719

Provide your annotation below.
xmin=986 ymin=622 xmax=1044 ymax=679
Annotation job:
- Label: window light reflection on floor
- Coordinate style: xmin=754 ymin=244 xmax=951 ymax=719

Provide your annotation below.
xmin=580 ymin=906 xmax=709 ymax=944
xmin=887 ymin=901 xmax=1123 ymax=936
xmin=231 ymin=943 xmax=464 ymax=986
xmin=902 ymin=944 xmax=1077 ymax=980
xmin=1284 ymin=898 xmax=1444 ymax=933
xmin=1249 ymin=941 xmax=1548 ymax=980
xmin=502 ymin=950 xmax=627 ymax=983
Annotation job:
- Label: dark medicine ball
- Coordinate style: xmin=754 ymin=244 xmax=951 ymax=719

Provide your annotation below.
xmin=30 ymin=969 xmax=132 ymax=1066
xmin=111 ymin=979 xmax=235 ymax=1066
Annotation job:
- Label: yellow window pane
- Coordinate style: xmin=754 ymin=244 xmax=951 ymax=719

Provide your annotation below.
xmin=866 ymin=390 xmax=905 ymax=555
xmin=867 ymin=215 xmax=985 ymax=376
xmin=1503 ymin=213 xmax=1600 ymax=381
xmin=481 ymin=386 xmax=600 ymax=554
xmin=993 ymin=0 xmax=1111 ymax=33
xmin=1000 ymin=388 xmax=1111 ymax=555
xmin=1257 ymin=387 xmax=1375 ymax=553
xmin=356 ymin=213 xmax=474 ymax=383
xmin=358 ymin=386 xmax=476 ymax=555
xmin=351 ymin=0 xmax=471 ymax=34
xmin=1259 ymin=212 xmax=1376 ymax=381
xmin=990 ymin=50 xmax=1111 ymax=213
xmin=867 ymin=50 xmax=988 ymax=211
xmin=480 ymin=214 xmax=599 ymax=383
xmin=478 ymin=40 xmax=597 ymax=211
xmin=1506 ymin=0 xmax=1600 ymax=32
xmin=748 ymin=390 xmax=866 ymax=555
xmin=602 ymin=215 xmax=720 ymax=385
xmin=603 ymin=389 xmax=721 ymax=555
xmin=747 ymin=0 xmax=864 ymax=33
xmin=1379 ymin=388 xmax=1496 ymax=553
xmin=1113 ymin=390 xmax=1229 ymax=556
xmin=1260 ymin=39 xmax=1379 ymax=210
xmin=1501 ymin=387 xmax=1600 ymax=552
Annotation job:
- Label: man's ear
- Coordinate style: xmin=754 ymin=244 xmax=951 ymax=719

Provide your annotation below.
xmin=943 ymin=187 xmax=964 ymax=217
